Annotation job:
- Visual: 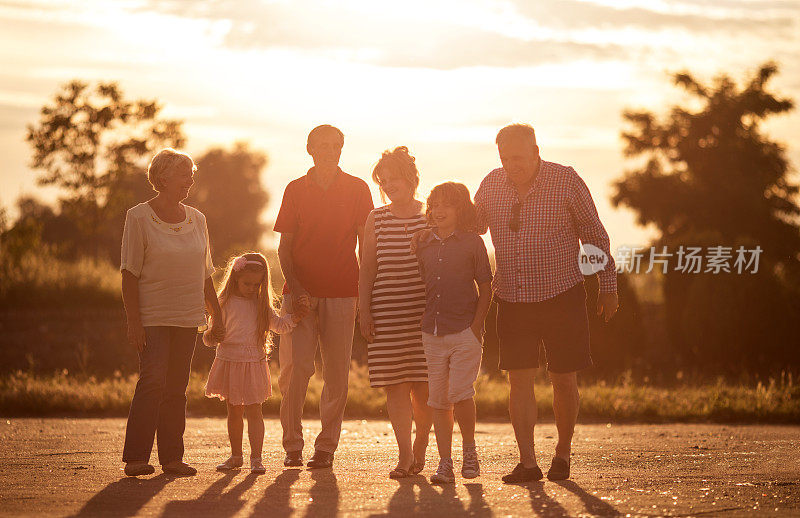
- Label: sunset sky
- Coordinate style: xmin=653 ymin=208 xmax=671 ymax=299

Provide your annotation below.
xmin=1 ymin=0 xmax=799 ymax=249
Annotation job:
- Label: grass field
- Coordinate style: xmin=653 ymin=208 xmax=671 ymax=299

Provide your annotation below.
xmin=1 ymin=364 xmax=797 ymax=423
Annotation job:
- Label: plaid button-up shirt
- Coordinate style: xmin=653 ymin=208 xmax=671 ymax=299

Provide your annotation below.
xmin=475 ymin=160 xmax=617 ymax=303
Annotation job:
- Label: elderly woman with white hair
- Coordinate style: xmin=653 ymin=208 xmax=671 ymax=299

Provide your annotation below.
xmin=120 ymin=148 xmax=224 ymax=477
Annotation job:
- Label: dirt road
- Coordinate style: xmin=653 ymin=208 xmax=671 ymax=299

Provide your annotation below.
xmin=1 ymin=418 xmax=798 ymax=517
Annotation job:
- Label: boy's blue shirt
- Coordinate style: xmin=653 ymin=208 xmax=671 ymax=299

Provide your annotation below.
xmin=416 ymin=229 xmax=493 ymax=336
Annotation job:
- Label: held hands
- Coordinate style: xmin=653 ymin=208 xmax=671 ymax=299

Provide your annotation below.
xmin=127 ymin=320 xmax=146 ymax=352
xmin=597 ymin=292 xmax=619 ymax=323
xmin=359 ymin=309 xmax=376 ymax=343
xmin=291 ymin=294 xmax=311 ymax=323
xmin=207 ymin=312 xmax=226 ymax=343
xmin=409 ymin=228 xmax=433 ymax=254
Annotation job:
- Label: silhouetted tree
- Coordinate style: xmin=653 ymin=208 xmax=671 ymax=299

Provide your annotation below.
xmin=612 ymin=62 xmax=800 ymax=375
xmin=26 ymin=81 xmax=184 ymax=260
xmin=0 ymin=199 xmax=46 ymax=266
xmin=187 ymin=142 xmax=270 ymax=263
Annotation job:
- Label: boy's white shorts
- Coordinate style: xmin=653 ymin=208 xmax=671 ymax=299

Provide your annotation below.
xmin=422 ymin=327 xmax=483 ymax=410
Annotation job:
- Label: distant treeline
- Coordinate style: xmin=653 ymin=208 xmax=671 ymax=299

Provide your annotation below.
xmin=2 ymin=63 xmax=800 ymax=381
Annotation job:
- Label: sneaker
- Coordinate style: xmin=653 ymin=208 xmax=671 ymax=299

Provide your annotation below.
xmin=501 ymin=462 xmax=543 ymax=483
xmin=250 ymin=457 xmax=266 ymax=474
xmin=430 ymin=458 xmax=455 ymax=484
xmin=461 ymin=448 xmax=480 ymax=479
xmin=216 ymin=455 xmax=243 ymax=471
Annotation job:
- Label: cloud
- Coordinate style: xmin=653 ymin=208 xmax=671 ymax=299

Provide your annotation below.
xmin=138 ymin=0 xmax=632 ymax=69
xmin=508 ymin=0 xmax=798 ymax=33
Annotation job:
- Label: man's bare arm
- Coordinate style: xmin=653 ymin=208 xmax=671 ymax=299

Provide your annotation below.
xmin=278 ymin=232 xmax=308 ymax=301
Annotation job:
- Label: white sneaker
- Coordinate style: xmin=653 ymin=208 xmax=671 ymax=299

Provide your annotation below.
xmin=250 ymin=457 xmax=266 ymax=474
xmin=216 ymin=455 xmax=243 ymax=471
xmin=462 ymin=448 xmax=480 ymax=479
xmin=430 ymin=457 xmax=455 ymax=484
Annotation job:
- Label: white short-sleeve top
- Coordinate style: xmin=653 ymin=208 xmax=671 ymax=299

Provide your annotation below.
xmin=202 ymin=295 xmax=296 ymax=362
xmin=120 ymin=202 xmax=215 ymax=327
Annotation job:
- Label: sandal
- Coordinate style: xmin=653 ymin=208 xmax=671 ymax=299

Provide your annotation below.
xmin=409 ymin=461 xmax=425 ymax=475
xmin=389 ymin=465 xmax=411 ymax=479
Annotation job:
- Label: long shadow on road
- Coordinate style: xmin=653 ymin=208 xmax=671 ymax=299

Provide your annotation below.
xmin=250 ymin=468 xmax=301 ymax=517
xmin=305 ymin=469 xmax=339 ymax=518
xmin=69 ymin=470 xmax=621 ymax=517
xmin=555 ymin=480 xmax=621 ymax=517
xmin=516 ymin=480 xmax=622 ymax=517
xmin=71 ymin=474 xmax=173 ymax=517
xmin=369 ymin=477 xmax=491 ymax=517
xmin=158 ymin=472 xmax=260 ymax=517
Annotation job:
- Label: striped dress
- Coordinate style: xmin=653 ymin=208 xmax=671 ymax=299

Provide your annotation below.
xmin=367 ymin=205 xmax=429 ymax=387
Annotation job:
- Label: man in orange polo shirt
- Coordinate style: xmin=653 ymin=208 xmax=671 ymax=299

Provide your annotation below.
xmin=275 ymin=125 xmax=374 ymax=469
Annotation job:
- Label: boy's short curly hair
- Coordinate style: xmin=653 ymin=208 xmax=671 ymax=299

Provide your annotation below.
xmin=425 ymin=182 xmax=477 ymax=232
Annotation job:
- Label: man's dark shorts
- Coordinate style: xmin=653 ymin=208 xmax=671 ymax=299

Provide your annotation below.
xmin=496 ymin=282 xmax=592 ymax=373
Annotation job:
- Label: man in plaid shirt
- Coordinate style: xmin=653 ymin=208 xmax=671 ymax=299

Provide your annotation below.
xmin=475 ymin=124 xmax=618 ymax=483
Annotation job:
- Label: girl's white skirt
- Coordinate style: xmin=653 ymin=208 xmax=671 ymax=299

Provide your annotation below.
xmin=205 ymin=358 xmax=272 ymax=406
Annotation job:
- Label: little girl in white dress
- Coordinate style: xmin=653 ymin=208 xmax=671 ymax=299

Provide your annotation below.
xmin=204 ymin=252 xmax=309 ymax=473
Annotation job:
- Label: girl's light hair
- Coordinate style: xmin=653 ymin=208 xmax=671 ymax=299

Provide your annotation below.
xmin=215 ymin=252 xmax=276 ymax=353
xmin=147 ymin=148 xmax=197 ymax=191
xmin=371 ymin=146 xmax=420 ymax=202
xmin=425 ymin=182 xmax=477 ymax=232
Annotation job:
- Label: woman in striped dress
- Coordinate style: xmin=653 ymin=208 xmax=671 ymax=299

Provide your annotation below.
xmin=359 ymin=146 xmax=432 ymax=478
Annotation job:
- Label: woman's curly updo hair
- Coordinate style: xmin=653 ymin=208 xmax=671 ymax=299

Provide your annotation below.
xmin=371 ymin=146 xmax=420 ymax=201
xmin=425 ymin=182 xmax=477 ymax=232
xmin=146 ymin=148 xmax=196 ymax=191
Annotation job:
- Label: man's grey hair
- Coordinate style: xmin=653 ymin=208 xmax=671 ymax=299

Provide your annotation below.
xmin=495 ymin=124 xmax=537 ymax=146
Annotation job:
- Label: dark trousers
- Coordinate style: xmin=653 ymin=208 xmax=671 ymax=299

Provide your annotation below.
xmin=122 ymin=326 xmax=196 ymax=464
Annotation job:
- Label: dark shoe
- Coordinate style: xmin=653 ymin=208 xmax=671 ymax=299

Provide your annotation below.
xmin=124 ymin=462 xmax=155 ymax=477
xmin=306 ymin=450 xmax=334 ymax=469
xmin=502 ymin=462 xmax=543 ymax=483
xmin=162 ymin=462 xmax=197 ymax=476
xmin=284 ymin=451 xmax=303 ymax=467
xmin=547 ymin=456 xmax=570 ymax=481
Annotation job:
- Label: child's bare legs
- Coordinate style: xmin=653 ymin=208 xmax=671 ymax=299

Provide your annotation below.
xmin=227 ymin=403 xmax=245 ymax=456
xmin=410 ymin=381 xmax=433 ymax=465
xmin=453 ymin=396 xmax=476 ymax=446
xmin=432 ymin=408 xmax=454 ymax=460
xmin=244 ymin=403 xmax=264 ymax=459
xmin=386 ymin=383 xmax=414 ymax=469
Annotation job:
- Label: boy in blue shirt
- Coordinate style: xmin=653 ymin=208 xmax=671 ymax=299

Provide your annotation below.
xmin=416 ymin=182 xmax=493 ymax=484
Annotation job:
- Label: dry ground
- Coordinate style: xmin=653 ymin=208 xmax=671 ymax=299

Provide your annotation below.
xmin=1 ymin=418 xmax=798 ymax=517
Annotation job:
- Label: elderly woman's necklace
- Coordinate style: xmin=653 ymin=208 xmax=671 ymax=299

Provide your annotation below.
xmin=149 ymin=202 xmax=193 ymax=232
xmin=150 ymin=213 xmax=193 ymax=232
